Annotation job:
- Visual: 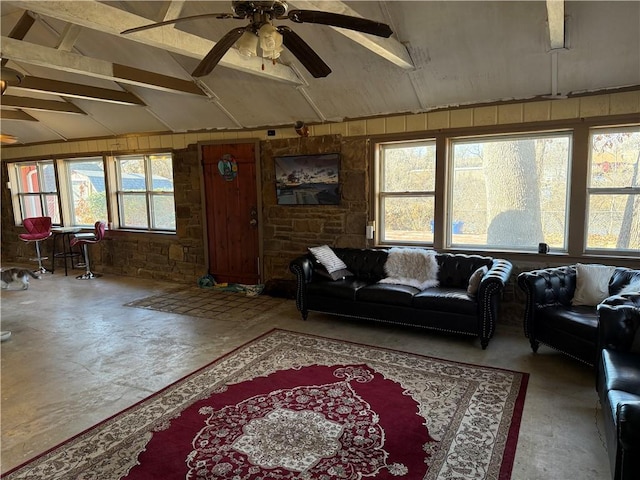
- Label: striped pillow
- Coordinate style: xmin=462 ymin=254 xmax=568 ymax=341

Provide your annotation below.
xmin=308 ymin=245 xmax=348 ymax=274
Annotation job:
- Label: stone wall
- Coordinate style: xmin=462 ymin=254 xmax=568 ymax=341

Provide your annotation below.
xmin=260 ymin=135 xmax=369 ymax=281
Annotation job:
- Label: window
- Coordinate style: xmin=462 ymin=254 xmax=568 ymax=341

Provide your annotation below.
xmin=586 ymin=126 xmax=640 ymax=252
xmin=115 ymin=153 xmax=175 ymax=231
xmin=449 ymin=132 xmax=571 ymax=251
xmin=376 ymin=140 xmax=436 ymax=244
xmin=63 ymin=157 xmax=108 ymax=227
xmin=12 ymin=160 xmax=60 ymax=223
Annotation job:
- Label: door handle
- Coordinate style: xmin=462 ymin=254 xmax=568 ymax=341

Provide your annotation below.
xmin=249 ymin=218 xmax=258 ymax=227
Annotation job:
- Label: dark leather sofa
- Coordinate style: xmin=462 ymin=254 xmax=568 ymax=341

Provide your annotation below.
xmin=518 ymin=265 xmax=640 ymax=366
xmin=597 ymin=294 xmax=640 ymax=480
xmin=289 ymin=248 xmax=512 ymax=349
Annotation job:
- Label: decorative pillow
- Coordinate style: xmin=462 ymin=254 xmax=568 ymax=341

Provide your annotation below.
xmin=572 ymin=263 xmax=616 ymax=306
xmin=467 ymin=266 xmax=489 ymax=296
xmin=619 ymin=280 xmax=640 ymax=295
xmin=308 ymin=245 xmax=349 ymax=274
xmin=315 ymin=267 xmax=353 ymax=281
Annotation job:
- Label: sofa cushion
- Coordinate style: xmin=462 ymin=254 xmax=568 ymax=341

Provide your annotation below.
xmin=356 ymin=283 xmax=419 ymax=306
xmin=306 ymin=278 xmax=370 ymax=301
xmin=601 ymin=349 xmax=640 ymax=396
xmin=536 ymin=305 xmax=598 ymax=339
xmin=413 ymin=287 xmax=477 ymax=315
xmin=572 ymin=263 xmax=616 ymax=306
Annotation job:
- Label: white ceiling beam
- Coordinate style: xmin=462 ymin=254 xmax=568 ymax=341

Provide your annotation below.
xmin=2 ymin=37 xmax=205 ymax=97
xmin=16 ymin=76 xmax=146 ymax=105
xmin=546 ymin=0 xmax=565 ymax=50
xmin=56 ymin=23 xmax=82 ymax=52
xmin=9 ymin=1 xmax=303 ymax=85
xmin=288 ymin=0 xmax=413 ymax=70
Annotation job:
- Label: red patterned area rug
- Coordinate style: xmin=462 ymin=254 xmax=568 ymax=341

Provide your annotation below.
xmin=2 ymin=330 xmax=528 ymax=480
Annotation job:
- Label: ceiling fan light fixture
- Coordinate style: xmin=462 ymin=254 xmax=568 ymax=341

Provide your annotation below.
xmin=258 ymin=23 xmax=283 ymax=59
xmin=236 ymin=31 xmax=258 ymax=57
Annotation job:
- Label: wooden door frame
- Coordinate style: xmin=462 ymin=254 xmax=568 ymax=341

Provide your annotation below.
xmin=197 ymin=139 xmax=264 ymax=281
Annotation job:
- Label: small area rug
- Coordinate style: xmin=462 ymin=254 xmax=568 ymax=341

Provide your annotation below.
xmin=2 ymin=330 xmax=528 ymax=480
xmin=124 ymin=287 xmax=285 ymax=320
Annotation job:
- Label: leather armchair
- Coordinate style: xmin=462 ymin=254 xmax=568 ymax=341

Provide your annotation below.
xmin=518 ymin=266 xmax=640 ymax=366
xmin=596 ymin=294 xmax=640 ymax=480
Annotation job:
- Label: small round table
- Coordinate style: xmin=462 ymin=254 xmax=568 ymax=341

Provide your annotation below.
xmin=51 ymin=227 xmax=82 ymax=276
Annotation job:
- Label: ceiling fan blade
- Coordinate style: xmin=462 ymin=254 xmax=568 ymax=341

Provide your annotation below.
xmin=278 ymin=26 xmax=331 ymax=78
xmin=287 ymin=10 xmax=393 ymax=38
xmin=191 ymin=27 xmax=246 ymax=78
xmin=121 ymin=13 xmax=236 ymax=35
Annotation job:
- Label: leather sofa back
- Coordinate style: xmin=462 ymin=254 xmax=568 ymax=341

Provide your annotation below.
xmin=437 ymin=253 xmax=493 ymax=289
xmin=332 ymin=248 xmax=388 ymax=281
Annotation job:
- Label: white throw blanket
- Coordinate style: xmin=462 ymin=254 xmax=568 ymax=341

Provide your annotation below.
xmin=378 ymin=247 xmax=439 ymax=290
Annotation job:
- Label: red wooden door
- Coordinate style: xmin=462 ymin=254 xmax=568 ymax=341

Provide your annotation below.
xmin=201 ymin=142 xmax=260 ymax=284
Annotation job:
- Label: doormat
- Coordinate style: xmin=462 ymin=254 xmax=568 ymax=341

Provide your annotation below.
xmin=2 ymin=329 xmax=528 ymax=480
xmin=124 ymin=286 xmax=286 ymax=321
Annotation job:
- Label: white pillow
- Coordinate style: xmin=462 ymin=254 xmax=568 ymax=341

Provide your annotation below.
xmin=572 ymin=264 xmax=616 ymax=306
xmin=467 ymin=266 xmax=489 ymax=296
xmin=308 ymin=245 xmax=348 ymax=274
xmin=619 ymin=280 xmax=640 ymax=295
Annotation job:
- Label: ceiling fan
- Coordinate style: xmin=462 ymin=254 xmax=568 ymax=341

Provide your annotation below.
xmin=121 ymin=0 xmax=393 ymax=79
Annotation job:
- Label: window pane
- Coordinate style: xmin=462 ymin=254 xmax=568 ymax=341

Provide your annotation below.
xmin=42 ymin=163 xmax=57 ymax=192
xmin=589 ymin=129 xmax=640 ymax=188
xmin=121 ymin=193 xmax=148 ymax=228
xmin=450 ymin=133 xmax=570 ymax=250
xmin=381 ymin=196 xmax=434 ymax=243
xmin=44 ymin=195 xmax=61 ymax=223
xmin=151 ymin=194 xmax=176 ymax=230
xmin=382 ymin=143 xmax=436 ymax=192
xmin=118 ymin=157 xmax=146 ymax=192
xmin=67 ymin=159 xmax=108 ymax=226
xmin=16 ymin=165 xmax=38 ymax=192
xmin=149 ymin=154 xmax=174 ymax=191
xmin=587 ymin=194 xmax=639 ymax=250
xmin=20 ymin=194 xmax=43 ymax=218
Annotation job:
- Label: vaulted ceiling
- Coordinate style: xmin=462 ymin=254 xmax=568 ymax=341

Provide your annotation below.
xmin=1 ymin=1 xmax=638 ymax=146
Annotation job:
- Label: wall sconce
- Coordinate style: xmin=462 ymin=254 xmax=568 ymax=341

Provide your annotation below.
xmin=294 ymin=121 xmax=309 ymax=137
xmin=0 ymin=67 xmax=24 ymax=95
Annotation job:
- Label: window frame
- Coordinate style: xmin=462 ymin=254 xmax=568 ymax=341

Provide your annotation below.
xmin=9 ymin=160 xmax=61 ymax=225
xmin=375 ymin=139 xmax=437 ymax=246
xmin=114 ymin=153 xmax=176 ymax=232
xmin=372 ymin=120 xmax=639 ymax=258
xmin=585 ymin=124 xmax=640 ymax=253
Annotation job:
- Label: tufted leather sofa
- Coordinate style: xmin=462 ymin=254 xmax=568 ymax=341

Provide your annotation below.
xmin=289 ymin=248 xmax=512 ymax=349
xmin=597 ymin=294 xmax=640 ymax=480
xmin=518 ymin=265 xmax=640 ymax=366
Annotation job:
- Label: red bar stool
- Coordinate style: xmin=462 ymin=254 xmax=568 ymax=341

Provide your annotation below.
xmin=70 ymin=221 xmax=106 ymax=280
xmin=18 ymin=216 xmax=53 ymax=274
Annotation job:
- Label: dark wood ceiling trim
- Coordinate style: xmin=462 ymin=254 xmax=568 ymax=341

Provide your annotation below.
xmin=0 ymin=95 xmax=86 ymax=114
xmin=0 ymin=110 xmax=38 ymax=121
xmin=113 ymin=64 xmax=205 ymax=96
xmin=16 ymin=77 xmax=146 ymax=105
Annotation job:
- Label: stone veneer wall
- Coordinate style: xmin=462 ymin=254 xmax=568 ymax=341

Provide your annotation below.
xmin=260 ymin=135 xmax=369 ymax=281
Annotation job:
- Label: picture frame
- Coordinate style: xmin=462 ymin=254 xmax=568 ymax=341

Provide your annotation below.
xmin=274 ymin=153 xmax=341 ymax=205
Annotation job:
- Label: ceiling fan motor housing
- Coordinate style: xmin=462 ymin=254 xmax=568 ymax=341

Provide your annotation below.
xmin=232 ymin=1 xmax=288 ymax=19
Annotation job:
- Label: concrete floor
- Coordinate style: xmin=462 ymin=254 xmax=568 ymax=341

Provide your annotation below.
xmin=0 ymin=269 xmax=611 ymax=479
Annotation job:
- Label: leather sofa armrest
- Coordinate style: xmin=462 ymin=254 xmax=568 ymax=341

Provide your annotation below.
xmin=481 ymin=258 xmax=513 ymax=289
xmin=619 ymin=401 xmax=640 ymax=451
xmin=289 ymin=255 xmax=314 ymax=284
xmin=597 ymin=294 xmax=640 ymax=352
xmin=517 ymin=265 xmax=576 ymax=340
xmin=475 ymin=259 xmax=513 ymax=348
